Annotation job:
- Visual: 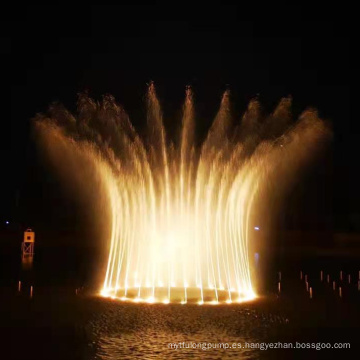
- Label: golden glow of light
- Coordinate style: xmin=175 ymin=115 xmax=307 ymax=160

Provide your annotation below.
xmin=100 ymin=292 xmax=256 ymax=305
xmin=98 ymin=86 xmax=264 ymax=305
xmin=146 ymin=296 xmax=155 ymax=304
xmin=36 ymin=84 xmax=330 ymax=306
xmin=100 ymin=289 xmax=109 ymax=297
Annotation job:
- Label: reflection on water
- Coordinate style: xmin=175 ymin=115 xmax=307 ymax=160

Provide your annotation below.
xmin=86 ymin=300 xmax=288 ymax=359
xmin=3 ymin=250 xmax=360 ymax=359
xmin=21 ymin=255 xmax=34 ymax=270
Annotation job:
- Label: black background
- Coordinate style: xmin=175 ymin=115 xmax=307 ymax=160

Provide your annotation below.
xmin=1 ymin=5 xmax=358 ymax=244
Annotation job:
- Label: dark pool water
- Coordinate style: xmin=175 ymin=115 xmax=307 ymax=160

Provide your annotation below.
xmin=1 ymin=286 xmax=359 ymax=360
xmin=1 ymin=247 xmax=359 ymax=359
xmin=87 ymin=299 xmax=287 ymax=359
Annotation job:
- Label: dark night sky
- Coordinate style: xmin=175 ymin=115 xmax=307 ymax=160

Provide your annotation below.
xmin=0 ymin=5 xmax=358 ymax=240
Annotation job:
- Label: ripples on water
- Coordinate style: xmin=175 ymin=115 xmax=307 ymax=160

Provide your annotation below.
xmin=5 ymin=254 xmax=359 ymax=359
xmin=84 ymin=299 xmax=288 ymax=359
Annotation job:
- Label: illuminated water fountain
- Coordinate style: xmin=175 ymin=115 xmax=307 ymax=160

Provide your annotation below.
xmin=35 ymin=84 xmax=329 ymax=304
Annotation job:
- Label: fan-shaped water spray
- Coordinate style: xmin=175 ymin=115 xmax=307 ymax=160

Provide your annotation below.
xmin=35 ymin=84 xmax=330 ymax=304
